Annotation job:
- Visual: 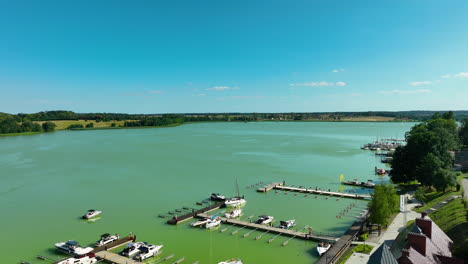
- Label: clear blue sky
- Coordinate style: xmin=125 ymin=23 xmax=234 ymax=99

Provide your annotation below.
xmin=1 ymin=0 xmax=467 ymax=114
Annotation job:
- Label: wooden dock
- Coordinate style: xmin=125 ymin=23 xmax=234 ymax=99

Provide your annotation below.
xmin=258 ymin=182 xmax=371 ymax=200
xmin=257 ymin=181 xmax=285 ymax=192
xmin=316 ymin=211 xmax=369 ymax=264
xmin=197 ymin=213 xmax=338 ymax=242
xmin=167 ymin=201 xmax=225 ymax=224
xmin=95 ymin=251 xmax=140 ymax=264
xmin=92 ymin=236 xmax=135 ymax=253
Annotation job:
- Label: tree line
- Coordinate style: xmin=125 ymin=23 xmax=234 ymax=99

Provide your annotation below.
xmin=0 ymin=117 xmax=56 ymax=134
xmin=390 ymin=111 xmax=466 ymax=191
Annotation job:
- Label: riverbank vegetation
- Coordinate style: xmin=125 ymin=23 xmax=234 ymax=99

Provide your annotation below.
xmin=390 ymin=112 xmax=460 ymax=190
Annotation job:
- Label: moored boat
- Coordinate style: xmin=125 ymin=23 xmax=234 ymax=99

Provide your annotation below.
xmin=255 ymin=215 xmax=274 ymax=225
xmin=279 ymin=219 xmax=296 ymax=229
xmin=95 ymin=233 xmax=119 ymax=246
xmin=211 ymin=193 xmax=226 ymax=201
xmin=205 ymin=217 xmax=222 ymax=229
xmin=218 ymin=259 xmax=243 ymax=264
xmin=317 ymin=241 xmax=331 ymax=256
xmin=54 ymin=240 xmax=93 ymax=256
xmin=120 ymin=242 xmax=146 ymax=257
xmin=225 ymin=197 xmax=246 ymax=208
xmin=191 ymin=217 xmax=211 ymax=227
xmin=135 ymin=244 xmax=163 ymax=261
xmin=225 ymin=208 xmax=242 ymax=219
xmin=56 ymin=254 xmax=97 ymax=264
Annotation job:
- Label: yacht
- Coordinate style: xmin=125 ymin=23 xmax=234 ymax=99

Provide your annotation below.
xmin=205 ymin=217 xmax=222 ymax=229
xmin=225 ymin=208 xmax=242 ymax=219
xmin=218 ymin=259 xmax=243 ymax=264
xmin=82 ymin=209 xmax=101 ymax=219
xmin=120 ymin=242 xmax=146 ymax=257
xmin=95 ymin=233 xmax=119 ymax=246
xmin=255 ymin=215 xmax=274 ymax=225
xmin=317 ymin=242 xmax=332 ymax=256
xmin=224 ymin=197 xmax=246 ymax=208
xmin=135 ymin=244 xmax=163 ymax=261
xmin=211 ymin=193 xmax=226 ymax=201
xmin=191 ymin=217 xmax=211 ymax=227
xmin=56 ymin=254 xmax=97 ymax=264
xmin=55 ymin=240 xmax=93 ymax=256
xmin=279 ymin=219 xmax=296 ymax=229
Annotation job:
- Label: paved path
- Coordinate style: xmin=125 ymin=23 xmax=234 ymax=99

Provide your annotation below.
xmin=462 ymin=179 xmax=468 ymax=200
xmin=345 ymin=194 xmax=419 ymax=264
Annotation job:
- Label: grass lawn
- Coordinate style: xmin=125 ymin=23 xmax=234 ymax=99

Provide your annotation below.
xmin=0 ymin=131 xmax=43 ymax=137
xmin=339 ymin=244 xmax=374 ymax=264
xmin=414 ymin=190 xmax=460 ymax=213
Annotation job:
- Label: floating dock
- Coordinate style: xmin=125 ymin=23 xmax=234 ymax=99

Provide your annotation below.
xmin=167 ymin=201 xmax=225 ymax=224
xmin=258 ymin=182 xmax=371 ymax=199
xmin=92 ymin=236 xmax=134 ymax=253
xmin=95 ymin=251 xmax=140 ymax=264
xmin=197 ymin=213 xmax=339 ymax=242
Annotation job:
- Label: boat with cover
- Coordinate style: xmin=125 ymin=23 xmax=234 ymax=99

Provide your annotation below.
xmin=82 ymin=209 xmax=101 ymax=219
xmin=317 ymin=241 xmax=331 ymax=256
xmin=218 ymin=259 xmax=243 ymax=264
xmin=211 ymin=193 xmax=226 ymax=201
xmin=225 ymin=208 xmax=242 ymax=218
xmin=279 ymin=219 xmax=296 ymax=229
xmin=95 ymin=233 xmax=119 ymax=246
xmin=135 ymin=244 xmax=163 ymax=261
xmin=255 ymin=215 xmax=274 ymax=225
xmin=205 ymin=217 xmax=222 ymax=229
xmin=191 ymin=217 xmax=211 ymax=227
xmin=55 ymin=240 xmax=93 ymax=256
xmin=56 ymin=254 xmax=97 ymax=264
xmin=120 ymin=242 xmax=146 ymax=257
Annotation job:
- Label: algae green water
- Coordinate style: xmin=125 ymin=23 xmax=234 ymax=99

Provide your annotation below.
xmin=0 ymin=122 xmax=415 ymax=264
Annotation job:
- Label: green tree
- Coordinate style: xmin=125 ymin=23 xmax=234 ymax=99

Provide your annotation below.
xmin=460 ymin=118 xmax=468 ymax=146
xmin=111 ymin=123 xmax=116 ymax=127
xmin=432 ymin=168 xmax=456 ymax=191
xmin=86 ymin=123 xmax=94 ymax=128
xmin=42 ymin=122 xmax=56 ymax=132
xmin=368 ymin=184 xmax=399 ymax=226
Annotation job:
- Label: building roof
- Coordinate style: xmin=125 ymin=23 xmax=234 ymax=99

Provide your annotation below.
xmin=369 ymin=244 xmax=398 ymax=264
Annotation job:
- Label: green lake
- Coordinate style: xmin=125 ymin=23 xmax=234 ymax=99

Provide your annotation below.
xmin=0 ymin=121 xmax=416 ymax=264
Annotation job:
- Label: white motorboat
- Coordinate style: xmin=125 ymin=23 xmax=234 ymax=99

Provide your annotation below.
xmin=82 ymin=209 xmax=101 ymax=219
xmin=255 ymin=215 xmax=274 ymax=225
xmin=95 ymin=233 xmax=119 ymax=246
xmin=56 ymin=254 xmax=97 ymax=264
xmin=225 ymin=208 xmax=242 ymax=219
xmin=317 ymin=242 xmax=332 ymax=256
xmin=224 ymin=197 xmax=246 ymax=208
xmin=205 ymin=217 xmax=222 ymax=229
xmin=211 ymin=193 xmax=226 ymax=201
xmin=135 ymin=244 xmax=163 ymax=261
xmin=218 ymin=259 xmax=243 ymax=264
xmin=120 ymin=242 xmax=146 ymax=257
xmin=191 ymin=217 xmax=211 ymax=227
xmin=279 ymin=219 xmax=296 ymax=229
xmin=55 ymin=240 xmax=93 ymax=256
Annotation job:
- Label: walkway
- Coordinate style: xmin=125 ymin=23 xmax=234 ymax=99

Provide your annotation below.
xmin=95 ymin=251 xmax=140 ymax=264
xmin=344 ymin=194 xmax=420 ymax=264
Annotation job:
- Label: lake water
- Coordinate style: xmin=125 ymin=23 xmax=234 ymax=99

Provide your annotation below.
xmin=0 ymin=122 xmax=415 ymax=264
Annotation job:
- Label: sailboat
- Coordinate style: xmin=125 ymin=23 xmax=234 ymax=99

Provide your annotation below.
xmin=224 ymin=178 xmax=246 ymax=208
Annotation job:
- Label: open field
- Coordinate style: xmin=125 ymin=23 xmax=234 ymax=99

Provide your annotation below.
xmin=338 ymin=116 xmax=396 ymax=122
xmin=36 ymin=120 xmax=127 ymax=130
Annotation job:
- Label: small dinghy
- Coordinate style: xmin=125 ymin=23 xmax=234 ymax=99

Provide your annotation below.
xmin=317 ymin=241 xmax=331 ymax=256
xmin=82 ymin=209 xmax=101 ymax=219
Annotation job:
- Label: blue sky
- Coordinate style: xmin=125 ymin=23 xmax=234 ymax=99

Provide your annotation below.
xmin=1 ymin=0 xmax=468 ymax=114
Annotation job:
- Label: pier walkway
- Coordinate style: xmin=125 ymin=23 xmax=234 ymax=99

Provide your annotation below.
xmin=95 ymin=251 xmax=140 ymax=264
xmin=92 ymin=236 xmax=134 ymax=253
xmin=167 ymin=201 xmax=225 ymax=224
xmin=258 ymin=182 xmax=371 ymax=200
xmin=197 ymin=213 xmax=339 ymax=242
xmin=316 ymin=211 xmax=369 ymax=264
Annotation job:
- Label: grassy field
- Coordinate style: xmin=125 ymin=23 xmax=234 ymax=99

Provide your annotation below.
xmin=339 ymin=116 xmax=396 ymax=122
xmin=36 ymin=120 xmax=127 ymax=130
xmin=0 ymin=131 xmax=43 ymax=137
xmin=339 ymin=244 xmax=374 ymax=264
xmin=414 ymin=190 xmax=460 ymax=213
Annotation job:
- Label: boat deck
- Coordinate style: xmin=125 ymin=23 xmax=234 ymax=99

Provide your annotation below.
xmin=197 ymin=213 xmax=338 ymax=242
